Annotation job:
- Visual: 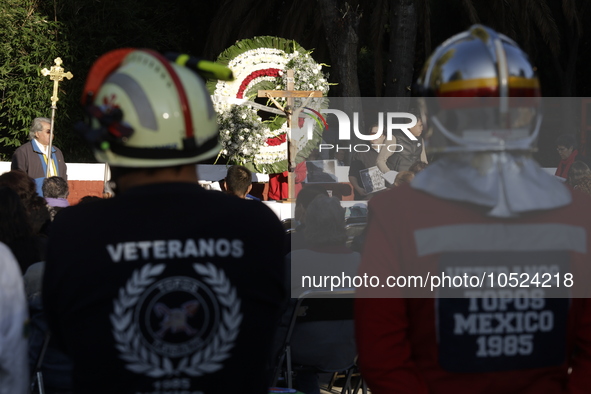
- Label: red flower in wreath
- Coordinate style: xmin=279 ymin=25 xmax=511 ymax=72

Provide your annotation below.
xmin=266 ymin=133 xmax=287 ymax=146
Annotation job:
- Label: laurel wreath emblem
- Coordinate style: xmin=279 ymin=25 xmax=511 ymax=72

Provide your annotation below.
xmin=110 ymin=263 xmax=243 ymax=378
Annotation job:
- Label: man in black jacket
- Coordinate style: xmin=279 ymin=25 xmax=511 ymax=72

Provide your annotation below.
xmin=11 ymin=117 xmax=67 ymax=196
xmin=42 ymin=49 xmax=286 ymax=394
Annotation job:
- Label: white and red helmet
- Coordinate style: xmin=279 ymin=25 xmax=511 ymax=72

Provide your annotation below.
xmin=80 ymin=49 xmax=220 ymax=167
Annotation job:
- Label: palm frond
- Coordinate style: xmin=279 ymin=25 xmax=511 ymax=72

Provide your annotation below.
xmin=280 ymin=0 xmax=316 ymax=39
xmin=461 ymin=0 xmax=480 ymax=24
xmin=203 ymin=0 xmax=258 ymax=59
xmin=514 ymin=0 xmax=533 ymax=57
xmin=491 ymin=0 xmax=516 ymax=40
xmin=236 ymin=1 xmax=276 ymax=41
xmin=527 ymin=0 xmax=561 ymax=58
xmin=562 ymin=0 xmax=582 ymax=36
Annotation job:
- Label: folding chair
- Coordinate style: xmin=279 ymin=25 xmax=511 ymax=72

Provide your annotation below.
xmin=30 ymin=332 xmax=51 ymax=394
xmin=326 ymin=356 xmax=368 ymax=394
xmin=27 ymin=290 xmax=73 ymax=394
xmin=272 ymin=288 xmax=360 ymax=392
xmin=281 ymin=218 xmax=295 ymax=233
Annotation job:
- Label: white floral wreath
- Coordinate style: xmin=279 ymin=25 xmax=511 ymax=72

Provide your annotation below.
xmin=207 ymin=36 xmax=330 ymax=174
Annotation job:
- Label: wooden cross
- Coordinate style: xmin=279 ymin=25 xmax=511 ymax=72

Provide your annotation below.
xmin=41 ymin=57 xmax=73 ymax=107
xmin=258 ymin=70 xmax=323 ymax=201
xmin=40 ymin=57 xmax=73 ymax=178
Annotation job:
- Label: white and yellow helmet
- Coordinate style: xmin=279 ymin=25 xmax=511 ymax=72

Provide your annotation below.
xmin=80 ymin=48 xmax=220 ymax=167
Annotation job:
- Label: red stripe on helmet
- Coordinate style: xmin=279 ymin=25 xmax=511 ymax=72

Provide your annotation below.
xmin=144 ymin=50 xmax=194 ymax=139
xmin=82 ymin=48 xmax=135 ymax=105
xmin=438 ymin=86 xmax=540 ymax=98
xmin=437 ymin=95 xmax=541 ymax=110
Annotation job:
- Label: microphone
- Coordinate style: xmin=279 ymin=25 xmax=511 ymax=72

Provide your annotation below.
xmin=164 ymin=52 xmax=234 ymax=81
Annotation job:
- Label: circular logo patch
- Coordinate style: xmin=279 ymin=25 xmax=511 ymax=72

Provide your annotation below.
xmin=138 ymin=276 xmax=219 ymax=358
xmin=111 ymin=263 xmax=243 ymax=378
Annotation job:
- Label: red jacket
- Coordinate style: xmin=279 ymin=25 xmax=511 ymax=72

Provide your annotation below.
xmin=267 ymin=162 xmax=307 ymax=200
xmin=356 ymin=184 xmax=591 ymax=394
xmin=555 ymin=149 xmax=580 ymax=179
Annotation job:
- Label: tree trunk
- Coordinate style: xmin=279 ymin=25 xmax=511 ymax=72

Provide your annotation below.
xmin=317 ymin=0 xmax=363 ymax=163
xmin=317 ymin=0 xmax=362 ymax=97
xmin=385 ymin=0 xmax=418 ymax=97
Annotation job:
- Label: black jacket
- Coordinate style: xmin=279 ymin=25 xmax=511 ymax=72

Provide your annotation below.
xmin=43 ymin=183 xmax=286 ymax=393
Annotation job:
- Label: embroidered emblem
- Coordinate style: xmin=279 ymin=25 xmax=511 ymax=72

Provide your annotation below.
xmin=154 ymin=301 xmax=200 ymax=337
xmin=111 ymin=263 xmax=242 ymax=378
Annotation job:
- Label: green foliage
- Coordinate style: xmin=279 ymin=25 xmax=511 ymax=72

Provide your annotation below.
xmin=0 ymin=0 xmax=71 ymax=160
xmin=0 ymin=0 xmax=218 ymax=163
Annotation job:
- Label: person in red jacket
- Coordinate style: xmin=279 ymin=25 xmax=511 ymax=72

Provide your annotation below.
xmin=267 ymin=161 xmax=307 ymax=200
xmin=555 ymin=134 xmax=583 ymax=179
xmin=355 ymin=25 xmax=591 ymax=394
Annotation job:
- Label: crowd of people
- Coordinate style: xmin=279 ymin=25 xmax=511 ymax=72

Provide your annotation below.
xmin=2 ymin=24 xmax=591 ymax=394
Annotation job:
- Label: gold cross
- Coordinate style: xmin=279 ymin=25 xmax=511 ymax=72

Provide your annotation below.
xmin=41 ymin=57 xmax=73 ymax=107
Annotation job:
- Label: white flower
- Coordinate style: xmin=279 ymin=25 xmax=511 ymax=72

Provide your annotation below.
xmin=213 ymin=44 xmax=329 ymax=167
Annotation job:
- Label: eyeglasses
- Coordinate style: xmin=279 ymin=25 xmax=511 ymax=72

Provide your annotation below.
xmin=557 ymin=147 xmax=568 ymax=152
